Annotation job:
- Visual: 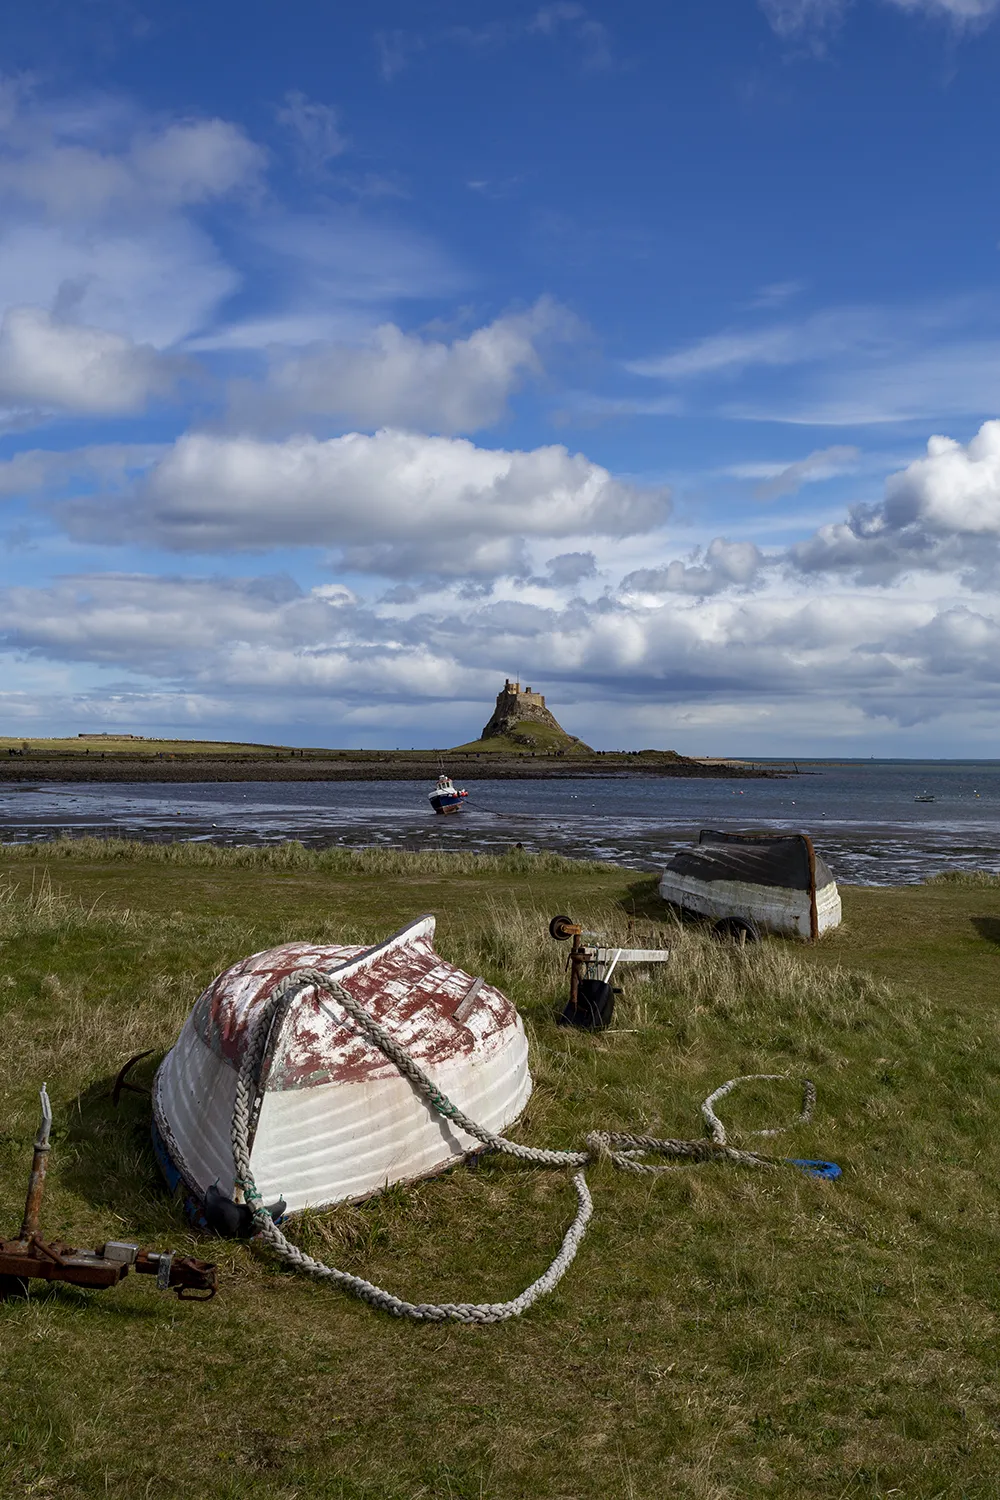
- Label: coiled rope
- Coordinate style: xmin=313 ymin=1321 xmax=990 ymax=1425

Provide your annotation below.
xmin=231 ymin=967 xmax=817 ymax=1324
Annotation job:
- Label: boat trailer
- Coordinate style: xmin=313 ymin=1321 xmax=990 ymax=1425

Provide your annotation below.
xmin=549 ymin=914 xmax=670 ymax=1030
xmin=0 ymin=1085 xmax=217 ymax=1301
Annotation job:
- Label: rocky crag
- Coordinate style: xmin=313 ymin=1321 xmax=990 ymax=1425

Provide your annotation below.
xmin=476 ymin=679 xmax=592 ymax=752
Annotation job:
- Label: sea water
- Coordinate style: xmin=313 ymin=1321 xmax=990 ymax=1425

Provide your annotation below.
xmin=1 ymin=759 xmax=999 ymax=885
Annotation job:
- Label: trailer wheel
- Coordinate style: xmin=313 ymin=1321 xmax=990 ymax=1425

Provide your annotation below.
xmin=712 ymin=916 xmax=760 ymax=945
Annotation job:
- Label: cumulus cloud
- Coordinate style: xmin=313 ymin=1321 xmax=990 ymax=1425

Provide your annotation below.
xmin=621 ymin=539 xmax=764 ymax=597
xmin=0 ymin=104 xmax=265 ymax=220
xmin=59 ymin=428 xmax=671 ymax=577
xmin=791 ymin=420 xmax=1000 ymax=579
xmin=0 ymin=571 xmax=487 ymax=705
xmin=0 ymin=306 xmax=180 ymax=415
xmin=0 ymin=443 xmax=161 ymax=500
xmin=543 ymin=551 xmax=598 ymax=587
xmin=3 ymin=566 xmax=997 ymax=737
xmin=235 ymin=298 xmax=574 ymax=433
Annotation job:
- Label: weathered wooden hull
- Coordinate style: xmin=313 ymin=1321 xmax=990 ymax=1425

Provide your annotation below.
xmin=153 ymin=916 xmax=531 ymax=1214
xmin=658 ymin=870 xmax=842 ymax=939
xmin=660 ymin=829 xmax=842 ymax=940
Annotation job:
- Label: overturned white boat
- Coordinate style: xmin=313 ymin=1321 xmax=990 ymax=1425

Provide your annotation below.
xmin=152 ymin=915 xmax=531 ymax=1216
xmin=659 ymin=830 xmax=841 ymax=940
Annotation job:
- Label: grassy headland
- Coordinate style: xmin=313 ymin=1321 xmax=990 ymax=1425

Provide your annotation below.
xmin=1 ymin=839 xmax=1000 ymax=1496
xmin=0 ymin=736 xmax=777 ymax=782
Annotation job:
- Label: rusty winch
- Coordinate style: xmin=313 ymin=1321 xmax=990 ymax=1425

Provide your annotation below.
xmin=0 ymin=1085 xmax=217 ymax=1302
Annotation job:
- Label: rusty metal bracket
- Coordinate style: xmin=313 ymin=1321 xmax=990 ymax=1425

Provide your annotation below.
xmin=0 ymin=1084 xmax=217 ymax=1303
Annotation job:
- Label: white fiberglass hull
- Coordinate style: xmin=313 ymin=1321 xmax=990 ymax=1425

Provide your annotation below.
xmin=154 ymin=1018 xmax=530 ymax=1212
xmin=153 ymin=915 xmax=532 ymax=1215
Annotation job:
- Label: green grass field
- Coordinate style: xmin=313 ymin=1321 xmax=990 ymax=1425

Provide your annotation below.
xmin=1 ymin=841 xmax=1000 ymax=1498
xmin=0 ymin=735 xmax=282 ymax=757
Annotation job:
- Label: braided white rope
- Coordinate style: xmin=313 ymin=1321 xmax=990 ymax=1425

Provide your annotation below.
xmin=701 ymin=1074 xmax=815 ymax=1146
xmin=230 ymin=968 xmax=815 ymax=1324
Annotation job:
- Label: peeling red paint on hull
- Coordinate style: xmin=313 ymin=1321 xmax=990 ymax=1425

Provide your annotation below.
xmin=153 ymin=915 xmax=532 ymax=1214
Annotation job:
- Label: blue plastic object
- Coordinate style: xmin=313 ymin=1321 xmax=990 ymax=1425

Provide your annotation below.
xmin=786 ymin=1158 xmax=842 ymax=1180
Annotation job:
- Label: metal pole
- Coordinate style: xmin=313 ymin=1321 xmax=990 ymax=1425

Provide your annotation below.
xmin=569 ymin=933 xmax=587 ymax=1012
xmin=18 ymin=1085 xmax=52 ymax=1244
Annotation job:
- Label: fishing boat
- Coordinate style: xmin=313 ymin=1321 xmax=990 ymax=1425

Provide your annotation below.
xmin=152 ymin=915 xmax=531 ymax=1216
xmin=659 ymin=829 xmax=841 ymax=941
xmin=914 ymin=793 xmax=935 ymax=803
xmin=429 ymin=774 xmax=468 ymax=815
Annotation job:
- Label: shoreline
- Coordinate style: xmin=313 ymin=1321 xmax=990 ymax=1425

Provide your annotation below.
xmin=0 ymin=755 xmax=784 ymax=784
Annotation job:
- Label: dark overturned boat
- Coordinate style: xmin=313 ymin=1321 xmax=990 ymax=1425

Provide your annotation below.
xmin=429 ymin=774 xmax=468 ymax=815
xmin=659 ymin=829 xmax=842 ymax=941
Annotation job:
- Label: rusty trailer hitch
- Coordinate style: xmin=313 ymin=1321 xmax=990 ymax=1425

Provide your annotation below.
xmin=0 ymin=1084 xmax=217 ymax=1302
xmin=548 ymin=913 xmax=671 ymax=1031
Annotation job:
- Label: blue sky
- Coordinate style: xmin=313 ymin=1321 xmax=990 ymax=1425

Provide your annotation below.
xmin=1 ymin=0 xmax=1000 ymax=753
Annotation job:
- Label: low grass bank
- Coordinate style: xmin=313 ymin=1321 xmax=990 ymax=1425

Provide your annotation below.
xmin=2 ymin=846 xmax=1000 ymax=1497
xmin=0 ymin=835 xmax=614 ymax=877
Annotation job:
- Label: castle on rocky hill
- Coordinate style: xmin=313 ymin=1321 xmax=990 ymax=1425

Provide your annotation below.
xmin=479 ymin=679 xmax=590 ymax=749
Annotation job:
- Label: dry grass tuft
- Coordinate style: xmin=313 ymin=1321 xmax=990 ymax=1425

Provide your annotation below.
xmin=0 ymin=834 xmax=614 ymax=878
xmin=926 ymin=868 xmax=1000 ymax=887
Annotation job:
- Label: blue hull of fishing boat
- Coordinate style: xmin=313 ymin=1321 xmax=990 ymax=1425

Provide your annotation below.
xmin=430 ymin=792 xmax=465 ymax=814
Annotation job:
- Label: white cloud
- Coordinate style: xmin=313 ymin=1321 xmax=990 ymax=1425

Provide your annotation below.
xmin=759 ymin=0 xmax=1000 ymax=42
xmin=0 ymin=306 xmax=179 ymax=415
xmin=0 ymin=107 xmax=265 ymax=220
xmin=620 ymin=539 xmax=764 ymax=597
xmin=791 ymin=420 xmax=1000 ymax=578
xmin=0 ymin=92 xmax=259 ymax=359
xmin=627 ymin=304 xmax=1000 ymax=427
xmin=0 ymin=220 xmax=239 ymax=350
xmin=378 ymin=5 xmax=611 ymax=83
xmin=186 ymin=212 xmax=463 ymax=352
xmin=758 ymin=0 xmax=847 ymax=40
xmin=4 ymin=566 xmax=998 ymax=739
xmin=728 ymin=341 xmax=1000 ymax=426
xmin=59 ymin=428 xmax=672 ymax=576
xmin=276 ymin=92 xmax=348 ymax=175
xmin=753 ymin=445 xmax=861 ymax=499
xmin=885 ymin=0 xmax=999 ymax=18
xmin=543 ymin=551 xmax=598 ymax=587
xmin=627 ymin=307 xmax=890 ymax=381
xmin=235 ymin=299 xmax=574 ymax=433
xmin=0 ymin=443 xmax=161 ymax=500
xmin=749 ymin=281 xmax=805 ymax=310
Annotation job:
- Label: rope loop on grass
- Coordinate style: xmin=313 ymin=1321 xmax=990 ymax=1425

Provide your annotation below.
xmin=231 ymin=967 xmax=819 ymax=1324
